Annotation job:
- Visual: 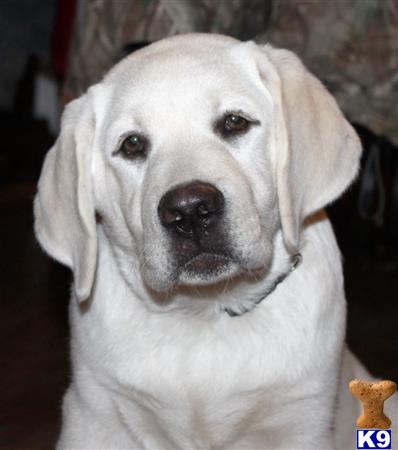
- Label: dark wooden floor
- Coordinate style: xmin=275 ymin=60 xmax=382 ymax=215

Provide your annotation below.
xmin=0 ymin=183 xmax=397 ymax=450
xmin=1 ymin=185 xmax=70 ymax=450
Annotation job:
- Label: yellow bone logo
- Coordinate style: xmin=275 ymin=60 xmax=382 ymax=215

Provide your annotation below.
xmin=349 ymin=379 xmax=397 ymax=429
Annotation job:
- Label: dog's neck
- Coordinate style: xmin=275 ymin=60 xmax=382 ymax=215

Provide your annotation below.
xmin=222 ymin=252 xmax=302 ymax=317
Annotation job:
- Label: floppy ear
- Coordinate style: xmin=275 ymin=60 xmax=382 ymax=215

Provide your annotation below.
xmin=259 ymin=45 xmax=362 ymax=253
xmin=34 ymin=89 xmax=98 ymax=303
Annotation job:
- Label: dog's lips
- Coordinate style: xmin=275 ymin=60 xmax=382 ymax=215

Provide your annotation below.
xmin=182 ymin=253 xmax=231 ymax=276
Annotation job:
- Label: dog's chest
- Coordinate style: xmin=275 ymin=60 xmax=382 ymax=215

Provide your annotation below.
xmin=88 ymin=315 xmax=313 ymax=448
xmin=113 ymin=371 xmax=293 ymax=449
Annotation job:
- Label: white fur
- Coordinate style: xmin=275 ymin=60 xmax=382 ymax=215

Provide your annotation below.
xmin=34 ymin=34 xmax=395 ymax=449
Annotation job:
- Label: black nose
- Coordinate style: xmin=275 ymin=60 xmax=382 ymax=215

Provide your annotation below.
xmin=158 ymin=181 xmax=224 ymax=238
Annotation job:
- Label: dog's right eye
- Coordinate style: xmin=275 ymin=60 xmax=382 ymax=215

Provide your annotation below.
xmin=119 ymin=134 xmax=147 ymax=159
xmin=223 ymin=114 xmax=249 ymax=133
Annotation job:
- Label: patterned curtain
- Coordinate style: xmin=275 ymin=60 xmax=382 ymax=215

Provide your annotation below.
xmin=63 ymin=0 xmax=398 ymax=144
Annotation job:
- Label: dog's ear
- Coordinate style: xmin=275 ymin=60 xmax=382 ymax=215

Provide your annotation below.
xmin=34 ymin=87 xmax=99 ymax=303
xmin=257 ymin=45 xmax=362 ymax=253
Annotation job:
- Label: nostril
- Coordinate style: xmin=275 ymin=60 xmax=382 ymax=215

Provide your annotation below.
xmin=174 ymin=211 xmax=183 ymax=222
xmin=167 ymin=210 xmax=194 ymax=236
xmin=197 ymin=203 xmax=209 ymax=217
xmin=160 ymin=208 xmax=183 ymax=225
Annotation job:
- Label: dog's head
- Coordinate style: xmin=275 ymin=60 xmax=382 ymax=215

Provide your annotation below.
xmin=34 ymin=34 xmax=361 ymax=304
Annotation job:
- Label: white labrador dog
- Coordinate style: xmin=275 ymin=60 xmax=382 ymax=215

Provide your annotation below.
xmin=34 ymin=34 xmax=395 ymax=449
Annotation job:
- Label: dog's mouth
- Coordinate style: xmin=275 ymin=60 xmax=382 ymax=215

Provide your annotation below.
xmin=182 ymin=252 xmax=231 ymax=276
xmin=175 ymin=250 xmax=241 ymax=286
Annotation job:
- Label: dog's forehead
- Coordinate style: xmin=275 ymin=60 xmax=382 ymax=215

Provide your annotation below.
xmin=103 ymin=35 xmax=262 ymax=114
xmin=106 ymin=33 xmax=244 ymax=81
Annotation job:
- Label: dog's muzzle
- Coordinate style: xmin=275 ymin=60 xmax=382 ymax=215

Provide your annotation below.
xmin=158 ymin=181 xmax=232 ymax=276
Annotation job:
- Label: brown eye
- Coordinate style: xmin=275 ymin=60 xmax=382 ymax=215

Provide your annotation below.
xmin=223 ymin=114 xmax=249 ymax=133
xmin=120 ymin=134 xmax=147 ymax=158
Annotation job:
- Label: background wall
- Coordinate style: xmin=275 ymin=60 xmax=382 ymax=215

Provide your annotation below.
xmin=0 ymin=0 xmax=55 ymax=110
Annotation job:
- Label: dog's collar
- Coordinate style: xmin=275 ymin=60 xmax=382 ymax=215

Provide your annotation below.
xmin=223 ymin=253 xmax=302 ymax=317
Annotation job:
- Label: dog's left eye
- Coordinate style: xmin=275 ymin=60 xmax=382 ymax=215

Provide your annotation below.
xmin=119 ymin=134 xmax=147 ymax=159
xmin=217 ymin=113 xmax=250 ymax=137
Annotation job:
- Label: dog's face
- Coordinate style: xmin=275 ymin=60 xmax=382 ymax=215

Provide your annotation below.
xmin=34 ymin=34 xmax=361 ymax=305
xmin=93 ymin=36 xmax=278 ymax=292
